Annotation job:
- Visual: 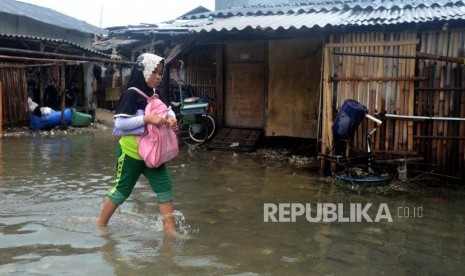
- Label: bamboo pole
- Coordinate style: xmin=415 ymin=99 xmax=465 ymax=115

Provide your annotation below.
xmin=344 ymin=34 xmax=351 ymax=107
xmin=417 ymin=33 xmax=425 ymax=153
xmin=332 ymin=36 xmax=339 ymax=107
xmin=354 ymin=33 xmax=362 ymax=149
xmin=332 ymin=51 xmax=417 ymax=59
xmin=60 ymin=66 xmax=67 ymax=128
xmin=401 ymin=35 xmax=408 ymax=151
xmin=375 ymin=32 xmax=384 ymax=150
xmin=451 ymin=31 xmax=458 ymax=69
xmin=399 ymin=34 xmax=407 ymax=151
xmin=334 ymin=35 xmax=340 ymax=108
xmin=361 ymin=32 xmax=367 ymax=105
xmin=354 ymin=33 xmax=362 ymax=148
xmin=423 ymin=34 xmax=432 ymax=162
xmin=321 ymin=46 xmax=334 ymax=174
xmin=385 ymin=114 xmax=465 ymax=121
xmin=0 ymin=47 xmax=134 ymax=65
xmin=447 ymin=31 xmax=455 ymax=171
xmin=436 ymin=65 xmax=445 ymax=171
xmin=407 ymin=41 xmax=416 ymax=152
xmin=320 ymin=46 xmax=328 ymax=174
xmin=424 ymin=31 xmax=432 ymax=68
xmin=432 ymin=46 xmax=440 ymax=168
xmin=336 ymin=35 xmax=349 ymax=108
xmin=332 ymin=50 xmax=465 ymax=64
xmin=339 ymin=34 xmax=346 ymax=107
xmin=457 ymin=32 xmax=465 ymax=178
xmin=398 ymin=34 xmax=405 ymax=151
xmin=359 ymin=33 xmax=367 ymax=150
xmin=442 ymin=32 xmax=455 ymax=168
xmin=414 ymin=135 xmax=465 ymax=140
xmin=326 ymin=39 xmax=420 ymax=48
xmin=366 ymin=33 xmax=373 ymax=145
xmin=438 ymin=66 xmax=448 ymax=168
xmin=0 ymin=63 xmax=63 ymax=68
xmin=438 ymin=32 xmax=445 ymax=69
xmin=330 ymin=76 xmax=426 ymax=81
xmin=404 ymin=35 xmax=413 ymax=151
xmin=326 ymin=49 xmax=334 ymax=163
xmin=415 ymin=87 xmax=465 ymax=91
xmin=455 ymin=33 xmax=460 ymax=174
xmin=385 ymin=33 xmax=394 ymax=150
xmin=393 ymin=33 xmax=402 ymax=151
xmin=367 ymin=32 xmax=376 ymax=151
xmin=427 ymin=65 xmax=435 ymax=165
xmin=459 ymin=69 xmax=465 ymax=177
xmin=419 ymin=33 xmax=428 ymax=162
xmin=11 ymin=70 xmax=18 ymax=123
xmin=38 ymin=43 xmax=45 ymax=107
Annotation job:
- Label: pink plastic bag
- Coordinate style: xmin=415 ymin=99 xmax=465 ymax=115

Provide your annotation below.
xmin=130 ymin=87 xmax=179 ymax=168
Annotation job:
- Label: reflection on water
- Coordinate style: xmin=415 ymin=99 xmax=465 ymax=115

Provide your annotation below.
xmin=0 ymin=130 xmax=464 ymax=275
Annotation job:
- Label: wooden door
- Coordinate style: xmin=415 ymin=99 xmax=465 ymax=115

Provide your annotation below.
xmin=224 ymin=42 xmax=265 ymax=128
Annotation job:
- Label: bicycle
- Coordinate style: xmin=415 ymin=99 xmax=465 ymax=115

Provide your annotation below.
xmin=330 ymin=100 xmax=389 ymax=193
xmin=171 ymin=96 xmax=216 ymax=146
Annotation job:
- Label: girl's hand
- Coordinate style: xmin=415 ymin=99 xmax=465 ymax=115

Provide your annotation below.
xmin=144 ymin=114 xmax=166 ymax=127
xmin=166 ymin=117 xmax=178 ymax=131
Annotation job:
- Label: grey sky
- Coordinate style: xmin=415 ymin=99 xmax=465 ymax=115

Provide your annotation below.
xmin=18 ymin=0 xmax=215 ymax=28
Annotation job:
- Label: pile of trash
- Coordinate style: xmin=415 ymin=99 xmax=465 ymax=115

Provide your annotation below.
xmin=249 ymin=147 xmax=319 ymax=170
xmin=2 ymin=122 xmax=109 ymax=138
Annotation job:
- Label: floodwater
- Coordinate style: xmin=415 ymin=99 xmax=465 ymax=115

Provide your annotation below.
xmin=0 ymin=129 xmax=464 ymax=275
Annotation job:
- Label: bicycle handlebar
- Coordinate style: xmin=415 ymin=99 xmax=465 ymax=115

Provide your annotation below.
xmin=365 ymin=113 xmax=382 ymax=125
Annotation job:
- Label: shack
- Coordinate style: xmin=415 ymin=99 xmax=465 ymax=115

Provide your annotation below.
xmin=0 ymin=0 xmax=113 ymax=130
xmin=96 ymin=0 xmax=465 ymax=178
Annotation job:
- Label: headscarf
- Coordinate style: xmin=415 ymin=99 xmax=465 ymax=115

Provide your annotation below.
xmin=137 ymin=53 xmax=164 ymax=82
xmin=124 ymin=53 xmax=165 ymax=94
xmin=119 ymin=53 xmax=168 ymax=113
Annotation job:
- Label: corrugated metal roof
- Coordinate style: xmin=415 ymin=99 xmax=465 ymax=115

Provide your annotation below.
xmin=0 ymin=33 xmax=111 ymax=58
xmin=0 ymin=0 xmax=105 ymax=35
xmin=173 ymin=0 xmax=465 ymax=32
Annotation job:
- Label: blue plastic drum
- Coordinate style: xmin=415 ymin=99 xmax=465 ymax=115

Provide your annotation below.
xmin=30 ymin=108 xmax=73 ymax=130
xmin=332 ymin=99 xmax=368 ymax=139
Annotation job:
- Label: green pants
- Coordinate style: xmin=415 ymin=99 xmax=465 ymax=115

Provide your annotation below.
xmin=107 ymin=145 xmax=174 ymax=205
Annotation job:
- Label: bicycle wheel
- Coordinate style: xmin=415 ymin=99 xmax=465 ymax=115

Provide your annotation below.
xmin=188 ymin=117 xmax=209 ymax=143
xmin=205 ymin=114 xmax=216 ymax=139
xmin=178 ymin=118 xmax=197 ymax=146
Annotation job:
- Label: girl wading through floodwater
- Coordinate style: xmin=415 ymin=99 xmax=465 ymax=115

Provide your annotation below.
xmin=96 ymin=53 xmax=180 ymax=237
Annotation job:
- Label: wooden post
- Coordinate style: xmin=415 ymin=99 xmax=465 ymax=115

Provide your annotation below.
xmin=404 ymin=34 xmax=415 ymax=152
xmin=320 ymin=46 xmax=334 ymax=175
xmin=215 ymin=44 xmax=224 ymax=128
xmin=385 ymin=33 xmax=395 ymax=150
xmin=459 ymin=69 xmax=465 ymax=178
xmin=320 ymin=46 xmax=328 ymax=175
xmin=60 ymin=66 xmax=67 ymax=128
xmin=394 ymin=33 xmax=403 ymax=151
xmin=375 ymin=32 xmax=384 ymax=150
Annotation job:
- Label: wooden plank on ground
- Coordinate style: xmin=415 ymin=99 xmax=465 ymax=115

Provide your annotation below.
xmin=208 ymin=128 xmax=262 ymax=152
